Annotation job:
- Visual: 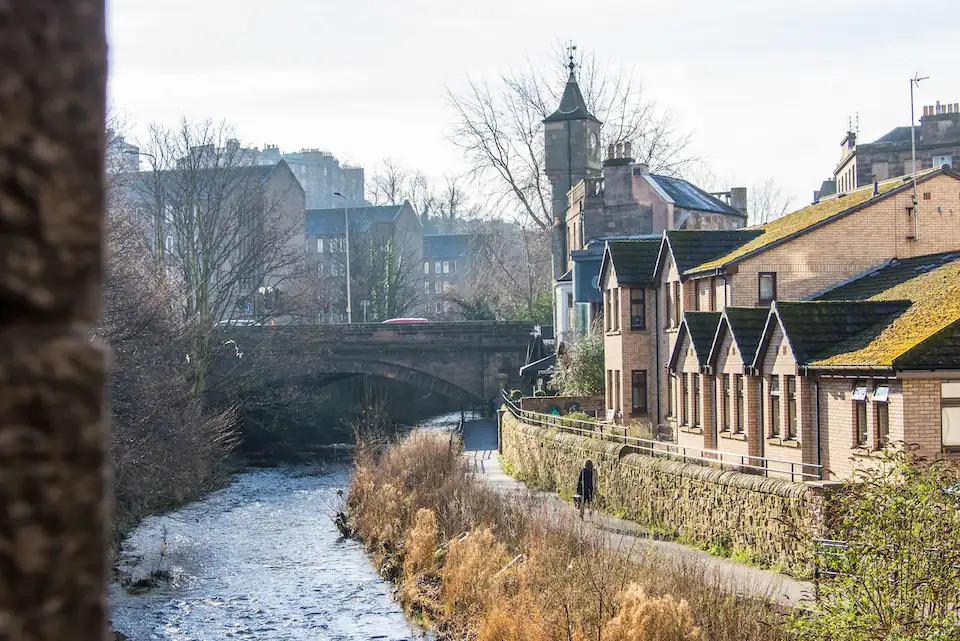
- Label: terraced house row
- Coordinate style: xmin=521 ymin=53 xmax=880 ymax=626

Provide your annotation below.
xmin=598 ymin=165 xmax=960 ymax=480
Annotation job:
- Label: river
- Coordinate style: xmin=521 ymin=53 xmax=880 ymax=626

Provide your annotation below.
xmin=108 ymin=412 xmax=469 ymax=640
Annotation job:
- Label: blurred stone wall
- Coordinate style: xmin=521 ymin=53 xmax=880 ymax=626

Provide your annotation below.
xmin=0 ymin=2 xmax=109 ymax=639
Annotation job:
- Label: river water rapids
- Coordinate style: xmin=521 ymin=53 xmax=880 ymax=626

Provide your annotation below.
xmin=108 ymin=412 xmax=468 ymax=640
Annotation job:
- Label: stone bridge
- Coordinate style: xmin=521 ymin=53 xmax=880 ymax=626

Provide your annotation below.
xmin=215 ymin=321 xmax=532 ymax=403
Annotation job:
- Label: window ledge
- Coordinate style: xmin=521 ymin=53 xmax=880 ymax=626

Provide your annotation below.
xmin=766 ymin=437 xmax=801 ymax=448
xmin=720 ymin=431 xmax=747 ymax=442
xmin=605 ymin=330 xmax=622 ymax=337
xmin=630 ymin=328 xmax=650 ymax=334
xmin=680 ymin=425 xmax=703 ymax=435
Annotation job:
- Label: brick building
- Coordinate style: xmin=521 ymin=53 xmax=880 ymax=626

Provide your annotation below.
xmin=543 ymin=64 xmax=746 ymax=348
xmin=600 ymin=166 xmax=960 ymax=479
xmin=826 ymin=100 xmax=960 ymax=197
xmin=421 ymin=233 xmax=475 ymax=319
xmin=305 ymin=202 xmax=421 ymax=323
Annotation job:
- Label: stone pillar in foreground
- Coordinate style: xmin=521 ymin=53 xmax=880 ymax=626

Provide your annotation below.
xmin=0 ymin=2 xmax=109 ymax=640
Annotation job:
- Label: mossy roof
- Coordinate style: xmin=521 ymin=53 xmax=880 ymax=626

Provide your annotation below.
xmin=765 ymin=301 xmax=911 ymax=366
xmin=670 ymin=311 xmax=722 ymax=368
xmin=685 ymin=166 xmax=950 ymax=276
xmin=600 ymin=239 xmax=662 ymax=286
xmin=815 ymin=251 xmax=960 ymax=301
xmin=807 ymin=256 xmax=960 ymax=368
xmin=707 ymin=307 xmax=769 ymax=367
xmin=656 ymin=230 xmax=763 ymax=277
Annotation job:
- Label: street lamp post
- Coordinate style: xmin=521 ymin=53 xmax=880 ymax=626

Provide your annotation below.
xmin=909 ymin=73 xmax=928 ymax=241
xmin=333 ymin=191 xmax=352 ymax=324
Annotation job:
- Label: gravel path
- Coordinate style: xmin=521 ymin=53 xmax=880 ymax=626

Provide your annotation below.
xmin=460 ymin=418 xmax=812 ymax=607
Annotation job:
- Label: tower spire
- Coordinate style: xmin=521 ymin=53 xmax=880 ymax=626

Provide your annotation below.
xmin=566 ymin=41 xmax=577 ymax=76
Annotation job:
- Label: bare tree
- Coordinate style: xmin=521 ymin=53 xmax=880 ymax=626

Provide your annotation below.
xmin=368 ymin=160 xmax=480 ymax=226
xmin=133 ymin=119 xmax=306 ymax=393
xmin=455 ymin=220 xmax=553 ymax=323
xmin=447 ymin=47 xmax=695 ymax=231
xmin=749 ymin=178 xmax=795 ymax=225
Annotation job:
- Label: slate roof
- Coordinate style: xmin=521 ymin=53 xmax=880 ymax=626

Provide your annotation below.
xmin=761 ymin=301 xmax=911 ymax=367
xmin=543 ymin=71 xmax=601 ymax=124
xmin=869 ymin=125 xmax=917 ymax=145
xmin=707 ymin=307 xmax=769 ymax=367
xmin=806 ymin=255 xmax=960 ymax=368
xmin=647 ymin=174 xmax=746 ymax=217
xmin=423 ymin=234 xmax=472 ymax=259
xmin=670 ymin=311 xmax=722 ymax=368
xmin=686 ymin=166 xmax=952 ymax=276
xmin=815 ymin=251 xmax=960 ymax=301
xmin=815 ymin=178 xmax=836 ymax=200
xmin=305 ymin=203 xmax=406 ymax=236
xmin=599 ymin=239 xmax=662 ymax=286
xmin=657 ymin=230 xmax=764 ymax=276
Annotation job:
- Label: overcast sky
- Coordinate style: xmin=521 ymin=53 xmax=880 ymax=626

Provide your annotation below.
xmin=107 ymin=0 xmax=958 ymax=210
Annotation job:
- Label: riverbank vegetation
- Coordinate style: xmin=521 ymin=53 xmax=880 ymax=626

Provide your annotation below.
xmin=347 ymin=430 xmax=786 ymax=641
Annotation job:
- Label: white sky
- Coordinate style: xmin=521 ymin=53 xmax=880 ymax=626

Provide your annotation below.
xmin=107 ymin=0 xmax=959 ymax=210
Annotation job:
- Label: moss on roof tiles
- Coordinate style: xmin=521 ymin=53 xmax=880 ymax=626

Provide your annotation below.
xmin=686 ymin=167 xmax=943 ymax=274
xmin=810 ymin=257 xmax=960 ymax=367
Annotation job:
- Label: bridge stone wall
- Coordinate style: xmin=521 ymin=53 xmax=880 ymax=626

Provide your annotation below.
xmin=222 ymin=321 xmax=531 ymax=402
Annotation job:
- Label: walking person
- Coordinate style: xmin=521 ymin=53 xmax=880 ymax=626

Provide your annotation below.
xmin=575 ymin=458 xmax=595 ymax=519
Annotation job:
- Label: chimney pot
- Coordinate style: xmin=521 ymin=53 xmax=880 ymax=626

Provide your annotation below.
xmin=615 ymin=143 xmax=623 ymax=158
xmin=624 ymin=141 xmax=632 ymax=159
xmin=606 ymin=144 xmax=615 ymax=160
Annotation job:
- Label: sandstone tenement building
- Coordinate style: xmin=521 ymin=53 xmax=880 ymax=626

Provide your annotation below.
xmin=599 ymin=165 xmax=960 ymax=480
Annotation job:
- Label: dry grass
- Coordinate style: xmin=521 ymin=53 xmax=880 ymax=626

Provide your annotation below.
xmin=348 ymin=430 xmax=786 ymax=641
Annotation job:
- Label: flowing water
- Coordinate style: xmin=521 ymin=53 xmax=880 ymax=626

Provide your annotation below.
xmin=109 ymin=457 xmax=443 ymax=640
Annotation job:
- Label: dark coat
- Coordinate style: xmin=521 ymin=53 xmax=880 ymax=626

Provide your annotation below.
xmin=576 ymin=466 xmax=595 ymax=502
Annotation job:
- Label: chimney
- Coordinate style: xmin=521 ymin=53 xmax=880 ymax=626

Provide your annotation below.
xmin=606 ymin=143 xmax=615 ymax=161
xmin=623 ymin=141 xmax=633 ymax=160
xmin=729 ymin=187 xmax=747 ymax=214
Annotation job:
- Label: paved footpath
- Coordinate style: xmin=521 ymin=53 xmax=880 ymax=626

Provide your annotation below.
xmin=460 ymin=419 xmax=811 ymax=607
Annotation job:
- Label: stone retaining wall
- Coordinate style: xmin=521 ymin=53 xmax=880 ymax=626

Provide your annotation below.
xmin=518 ymin=395 xmax=605 ymax=416
xmin=499 ymin=410 xmax=836 ymax=573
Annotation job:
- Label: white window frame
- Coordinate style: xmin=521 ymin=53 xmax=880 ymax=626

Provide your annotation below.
xmin=317 ymin=238 xmax=324 ymax=253
xmin=443 ymin=261 xmax=450 ymax=274
xmin=423 ymin=261 xmax=430 ymax=274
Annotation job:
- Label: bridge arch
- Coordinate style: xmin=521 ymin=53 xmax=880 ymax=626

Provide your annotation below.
xmin=242 ymin=357 xmax=485 ymax=404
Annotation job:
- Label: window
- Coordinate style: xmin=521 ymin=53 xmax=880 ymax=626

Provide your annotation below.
xmin=735 ymin=375 xmax=744 ymax=434
xmin=667 ymin=373 xmax=674 ymax=417
xmin=696 ymin=279 xmax=710 ymax=311
xmin=317 ymin=238 xmax=324 ymax=253
xmin=664 ymin=286 xmax=672 ymax=328
xmin=435 ymin=300 xmax=443 ymax=313
xmin=681 ymin=374 xmax=689 ymax=425
xmin=942 ymin=382 xmax=960 ymax=448
xmin=605 ymin=290 xmax=612 ymax=332
xmin=786 ymin=375 xmax=797 ymax=439
xmin=874 ymin=384 xmax=889 ymax=447
xmin=424 ymin=281 xmax=430 ymax=294
xmin=612 ymin=288 xmax=620 ymax=331
xmin=631 ymin=371 xmax=647 ymax=415
xmin=855 ymin=400 xmax=868 ymax=446
xmin=434 ymin=281 xmax=442 ymax=294
xmin=450 ymin=261 xmax=457 ymax=273
xmin=443 ymin=261 xmax=450 ymax=274
xmin=693 ymin=375 xmax=701 ymax=427
xmin=566 ymin=293 xmax=574 ymax=311
xmin=720 ymin=374 xmax=730 ymax=431
xmin=606 ymin=370 xmax=613 ymax=410
xmin=614 ymin=370 xmax=621 ymax=414
xmin=933 ymin=155 xmax=953 ymax=168
xmin=630 ymin=288 xmax=646 ymax=330
xmin=672 ymin=282 xmax=681 ymax=326
xmin=165 ymin=235 xmax=174 ymax=253
xmin=318 ymin=262 xmax=324 ymax=276
xmin=769 ymin=376 xmax=781 ymax=437
xmin=434 ymin=261 xmax=441 ymax=274
xmin=423 ymin=260 xmax=429 ymax=274
xmin=758 ymin=272 xmax=777 ymax=304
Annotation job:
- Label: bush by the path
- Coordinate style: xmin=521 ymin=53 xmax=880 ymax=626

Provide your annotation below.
xmin=347 ymin=431 xmax=785 ymax=641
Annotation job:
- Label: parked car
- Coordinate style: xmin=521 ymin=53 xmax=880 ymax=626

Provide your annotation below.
xmin=382 ymin=317 xmax=429 ymax=324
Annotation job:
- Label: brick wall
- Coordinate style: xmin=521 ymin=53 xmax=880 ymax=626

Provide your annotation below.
xmin=500 ymin=411 xmax=835 ymax=572
xmin=726 ymin=174 xmax=960 ymax=307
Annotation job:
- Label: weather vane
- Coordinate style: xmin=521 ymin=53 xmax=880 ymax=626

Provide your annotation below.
xmin=565 ymin=41 xmax=577 ymax=74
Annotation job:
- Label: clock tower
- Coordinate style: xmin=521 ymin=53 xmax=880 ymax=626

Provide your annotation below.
xmin=543 ymin=51 xmax=602 ymax=280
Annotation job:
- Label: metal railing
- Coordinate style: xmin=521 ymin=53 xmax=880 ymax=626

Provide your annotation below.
xmin=501 ymin=391 xmax=822 ymax=482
